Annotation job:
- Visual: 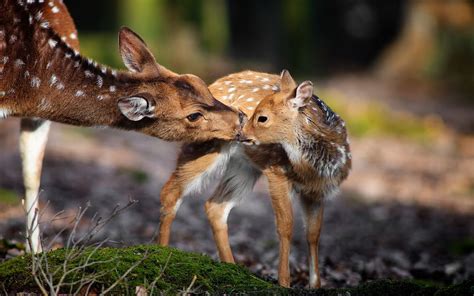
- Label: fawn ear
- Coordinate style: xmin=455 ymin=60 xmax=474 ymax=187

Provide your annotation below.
xmin=288 ymin=81 xmax=313 ymax=109
xmin=119 ymin=27 xmax=160 ymax=74
xmin=118 ymin=96 xmax=155 ymax=121
xmin=280 ymin=69 xmax=297 ymax=92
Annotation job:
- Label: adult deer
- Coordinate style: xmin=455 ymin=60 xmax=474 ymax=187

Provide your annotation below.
xmin=158 ymin=70 xmax=351 ymax=288
xmin=0 ymin=0 xmax=243 ymax=253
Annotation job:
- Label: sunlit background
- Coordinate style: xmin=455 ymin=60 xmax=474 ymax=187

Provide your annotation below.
xmin=1 ymin=0 xmax=473 ymax=288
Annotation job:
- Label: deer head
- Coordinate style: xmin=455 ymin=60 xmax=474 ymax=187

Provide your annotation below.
xmin=116 ymin=28 xmax=243 ymax=142
xmin=242 ymin=70 xmax=315 ymax=144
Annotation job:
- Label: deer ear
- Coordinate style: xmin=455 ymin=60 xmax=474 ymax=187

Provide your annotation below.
xmin=119 ymin=27 xmax=159 ymax=74
xmin=280 ymin=69 xmax=297 ymax=92
xmin=118 ymin=96 xmax=155 ymax=121
xmin=288 ymin=81 xmax=313 ymax=109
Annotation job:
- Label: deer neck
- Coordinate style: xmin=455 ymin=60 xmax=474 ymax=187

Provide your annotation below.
xmin=0 ymin=0 xmax=155 ymax=130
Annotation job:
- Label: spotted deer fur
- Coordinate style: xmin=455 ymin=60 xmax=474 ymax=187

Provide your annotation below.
xmin=0 ymin=0 xmax=243 ymax=253
xmin=158 ymin=70 xmax=351 ymax=288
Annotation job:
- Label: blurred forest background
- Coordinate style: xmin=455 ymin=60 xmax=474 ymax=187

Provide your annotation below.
xmin=1 ymin=0 xmax=473 ymax=288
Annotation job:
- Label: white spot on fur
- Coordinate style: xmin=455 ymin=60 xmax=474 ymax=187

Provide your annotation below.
xmin=48 ymin=39 xmax=57 ymax=48
xmin=75 ymin=90 xmax=84 ymax=97
xmin=96 ymin=76 xmax=103 ymax=88
xmin=51 ymin=6 xmax=59 ymax=13
xmin=97 ymin=95 xmax=104 ymax=101
xmin=261 ymin=77 xmax=270 ymax=82
xmin=263 ymin=84 xmax=271 ymax=90
xmin=15 ymin=59 xmax=25 ymax=67
xmin=224 ymin=81 xmax=232 ymax=85
xmin=84 ymin=70 xmax=94 ymax=78
xmin=49 ymin=74 xmax=57 ymax=86
xmin=109 ymin=85 xmax=116 ymax=92
xmin=70 ymin=33 xmax=77 ymax=40
xmin=30 ymin=76 xmax=41 ymax=88
xmin=246 ymin=98 xmax=255 ymax=102
xmin=40 ymin=21 xmax=50 ymax=29
xmin=228 ymin=87 xmax=236 ymax=93
xmin=252 ymin=88 xmax=260 ymax=92
xmin=272 ymin=85 xmax=279 ymax=91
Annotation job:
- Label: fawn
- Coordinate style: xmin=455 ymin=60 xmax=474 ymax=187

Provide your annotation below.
xmin=0 ymin=0 xmax=243 ymax=253
xmin=158 ymin=70 xmax=351 ymax=288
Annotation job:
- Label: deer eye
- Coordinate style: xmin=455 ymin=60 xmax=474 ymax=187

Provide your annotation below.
xmin=257 ymin=116 xmax=268 ymax=123
xmin=187 ymin=112 xmax=203 ymax=122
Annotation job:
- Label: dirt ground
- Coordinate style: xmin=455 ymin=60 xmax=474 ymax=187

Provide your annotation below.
xmin=0 ymin=76 xmax=473 ymax=288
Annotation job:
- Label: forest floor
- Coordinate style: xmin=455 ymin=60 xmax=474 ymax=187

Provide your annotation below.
xmin=0 ymin=75 xmax=473 ymax=289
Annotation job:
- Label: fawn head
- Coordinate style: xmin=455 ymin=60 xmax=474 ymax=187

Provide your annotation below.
xmin=116 ymin=28 xmax=242 ymax=142
xmin=242 ymin=70 xmax=314 ymax=145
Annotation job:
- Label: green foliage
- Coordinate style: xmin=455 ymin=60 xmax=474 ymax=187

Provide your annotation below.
xmin=0 ymin=188 xmax=19 ymax=206
xmin=319 ymin=90 xmax=445 ymax=142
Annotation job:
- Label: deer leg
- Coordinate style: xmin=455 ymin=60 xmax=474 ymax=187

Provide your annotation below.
xmin=158 ymin=173 xmax=185 ymax=246
xmin=158 ymin=147 xmax=225 ymax=245
xmin=265 ymin=171 xmax=294 ymax=288
xmin=205 ymin=159 xmax=260 ymax=263
xmin=19 ymin=118 xmax=51 ymax=253
xmin=300 ymin=197 xmax=324 ymax=288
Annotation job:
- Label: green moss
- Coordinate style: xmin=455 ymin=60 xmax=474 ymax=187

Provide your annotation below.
xmin=0 ymin=245 xmax=278 ymax=294
xmin=1 ymin=246 xmax=472 ymax=295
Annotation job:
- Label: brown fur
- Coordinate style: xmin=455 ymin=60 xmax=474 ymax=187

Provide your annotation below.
xmin=0 ymin=0 xmax=242 ymax=142
xmin=158 ymin=70 xmax=351 ymax=288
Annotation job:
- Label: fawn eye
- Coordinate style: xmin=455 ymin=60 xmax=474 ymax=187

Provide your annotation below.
xmin=187 ymin=112 xmax=202 ymax=122
xmin=257 ymin=116 xmax=268 ymax=123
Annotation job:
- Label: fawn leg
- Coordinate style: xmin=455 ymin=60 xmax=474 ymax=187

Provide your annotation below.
xmin=265 ymin=171 xmax=294 ymax=288
xmin=300 ymin=197 xmax=324 ymax=288
xmin=20 ymin=118 xmax=51 ymax=253
xmin=205 ymin=159 xmax=260 ymax=263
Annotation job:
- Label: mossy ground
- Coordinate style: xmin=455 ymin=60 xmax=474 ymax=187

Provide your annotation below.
xmin=0 ymin=245 xmax=472 ymax=295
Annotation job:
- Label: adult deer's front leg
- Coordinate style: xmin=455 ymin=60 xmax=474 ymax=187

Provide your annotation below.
xmin=265 ymin=170 xmax=294 ymax=288
xmin=300 ymin=196 xmax=324 ymax=288
xmin=20 ymin=118 xmax=51 ymax=253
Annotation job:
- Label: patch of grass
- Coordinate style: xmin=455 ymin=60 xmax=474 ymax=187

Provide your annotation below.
xmin=0 ymin=188 xmax=19 ymax=206
xmin=319 ymin=90 xmax=446 ymax=142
